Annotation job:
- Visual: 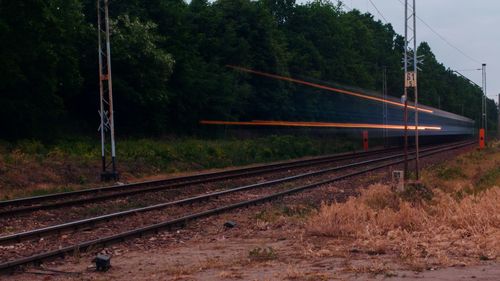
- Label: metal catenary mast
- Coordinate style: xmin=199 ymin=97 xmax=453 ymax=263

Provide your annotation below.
xmin=382 ymin=66 xmax=388 ymax=147
xmin=403 ymin=0 xmax=421 ymax=181
xmin=498 ymin=93 xmax=500 ymax=139
xmin=97 ymin=0 xmax=119 ymax=181
xmin=481 ymin=63 xmax=487 ymax=132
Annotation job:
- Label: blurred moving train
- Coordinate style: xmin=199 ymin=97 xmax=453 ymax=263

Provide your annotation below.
xmin=201 ymin=67 xmax=476 ymax=144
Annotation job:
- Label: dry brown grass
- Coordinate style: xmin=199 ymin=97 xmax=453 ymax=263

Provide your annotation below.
xmin=283 ymin=266 xmax=331 ymax=281
xmin=309 ymin=185 xmax=500 ymax=267
xmin=343 ymin=260 xmax=393 ymax=276
xmin=218 ymin=270 xmax=243 ymax=279
xmin=307 ymin=143 xmax=500 ymax=268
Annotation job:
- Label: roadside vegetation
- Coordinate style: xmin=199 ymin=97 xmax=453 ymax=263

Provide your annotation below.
xmin=308 ymin=142 xmax=500 ymax=270
xmin=0 ymin=135 xmax=354 ymax=200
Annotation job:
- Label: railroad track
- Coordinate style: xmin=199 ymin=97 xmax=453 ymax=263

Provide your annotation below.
xmin=0 ymin=145 xmax=424 ymax=217
xmin=0 ymin=140 xmax=474 ymax=272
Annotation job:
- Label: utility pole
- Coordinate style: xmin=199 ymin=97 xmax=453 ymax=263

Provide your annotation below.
xmin=402 ymin=0 xmax=409 ymax=181
xmin=412 ymin=0 xmax=420 ymax=181
xmin=482 ymin=64 xmax=487 ymax=135
xmin=97 ymin=0 xmax=119 ymax=181
xmin=382 ymin=66 xmax=388 ymax=147
xmin=403 ymin=0 xmax=419 ymax=181
xmin=497 ymin=94 xmax=500 ymax=139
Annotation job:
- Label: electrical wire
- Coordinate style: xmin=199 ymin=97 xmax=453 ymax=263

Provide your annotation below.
xmin=338 ymin=0 xmax=353 ymax=11
xmin=395 ymin=0 xmax=481 ymax=64
xmin=455 ymin=69 xmax=481 ymax=72
xmin=367 ymin=0 xmax=388 ymax=23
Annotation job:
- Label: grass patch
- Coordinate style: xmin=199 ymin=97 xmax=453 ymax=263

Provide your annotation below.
xmin=308 ymin=184 xmax=500 ymax=267
xmin=307 ymin=142 xmax=500 ymax=268
xmin=248 ymin=246 xmax=277 ymax=262
xmin=475 ymin=166 xmax=500 ymax=192
xmin=398 ymin=182 xmax=434 ymax=205
xmin=435 ymin=165 xmax=465 ymax=180
xmin=254 ymin=203 xmax=315 ymax=222
xmin=28 ymin=186 xmax=76 ymax=197
xmin=0 ymin=135 xmax=355 ymax=199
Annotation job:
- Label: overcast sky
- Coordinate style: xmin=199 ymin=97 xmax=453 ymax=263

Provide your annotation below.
xmin=300 ymin=0 xmax=499 ymax=103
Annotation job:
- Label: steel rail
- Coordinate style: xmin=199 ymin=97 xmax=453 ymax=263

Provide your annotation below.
xmin=0 ymin=141 xmax=474 ymax=272
xmin=0 ymin=146 xmax=406 ymax=210
xmin=0 ymin=142 xmax=465 ymax=217
xmin=0 ymin=146 xmax=431 ymax=217
xmin=0 ymin=141 xmax=465 ymax=245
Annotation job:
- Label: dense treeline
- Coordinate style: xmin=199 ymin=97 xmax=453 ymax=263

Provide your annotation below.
xmin=0 ymin=0 xmax=496 ymax=139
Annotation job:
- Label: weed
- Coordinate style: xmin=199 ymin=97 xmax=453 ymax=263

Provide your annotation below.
xmin=436 ymin=166 xmax=465 ymax=180
xmin=362 ymin=184 xmax=399 ymax=211
xmin=475 ymin=166 xmax=500 ymax=192
xmin=218 ymin=270 xmax=243 ymax=279
xmin=248 ymin=246 xmax=277 ymax=262
xmin=28 ymin=186 xmax=75 ymax=197
xmin=281 ymin=204 xmax=315 ymax=218
xmin=254 ymin=210 xmax=279 ymax=223
xmin=398 ymin=182 xmax=434 ymax=204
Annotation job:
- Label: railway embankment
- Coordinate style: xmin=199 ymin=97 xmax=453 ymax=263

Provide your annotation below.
xmin=1 ymin=141 xmax=492 ymax=280
xmin=0 ymin=136 xmax=354 ymax=200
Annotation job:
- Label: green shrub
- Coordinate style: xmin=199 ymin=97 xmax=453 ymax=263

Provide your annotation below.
xmin=436 ymin=166 xmax=465 ymax=180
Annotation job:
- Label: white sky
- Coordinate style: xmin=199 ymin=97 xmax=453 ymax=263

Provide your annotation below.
xmin=304 ymin=0 xmax=499 ymax=104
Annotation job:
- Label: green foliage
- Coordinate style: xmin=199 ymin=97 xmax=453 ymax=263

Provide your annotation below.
xmin=6 ymin=134 xmax=350 ymax=174
xmin=476 ymin=166 xmax=500 ymax=192
xmin=28 ymin=186 xmax=76 ymax=197
xmin=0 ymin=0 xmax=495 ymax=139
xmin=399 ymin=182 xmax=434 ymax=205
xmin=435 ymin=165 xmax=465 ymax=180
xmin=110 ymin=14 xmax=175 ymax=133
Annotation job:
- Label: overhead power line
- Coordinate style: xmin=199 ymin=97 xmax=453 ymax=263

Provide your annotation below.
xmin=395 ymin=0 xmax=481 ymax=64
xmin=368 ymin=0 xmax=388 ymax=23
xmin=455 ymin=68 xmax=481 ymax=72
xmin=338 ymin=1 xmax=352 ymax=11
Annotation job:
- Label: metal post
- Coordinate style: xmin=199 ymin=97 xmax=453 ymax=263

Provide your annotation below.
xmin=382 ymin=66 xmax=388 ymax=147
xmin=497 ymin=94 xmax=500 ymax=139
xmin=403 ymin=0 xmax=420 ymax=181
xmin=403 ymin=0 xmax=409 ymax=181
xmin=412 ymin=0 xmax=419 ymax=180
xmin=97 ymin=0 xmax=119 ymax=181
xmin=482 ymin=64 xmax=486 ymax=132
xmin=485 ymin=67 xmax=488 ymax=135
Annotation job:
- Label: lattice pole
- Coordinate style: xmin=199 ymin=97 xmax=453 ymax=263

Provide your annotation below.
xmin=482 ymin=63 xmax=487 ymax=132
xmin=497 ymin=94 xmax=500 ymax=139
xmin=403 ymin=0 xmax=421 ymax=181
xmin=412 ymin=0 xmax=420 ymax=180
xmin=97 ymin=0 xmax=118 ymax=181
xmin=382 ymin=66 xmax=388 ymax=147
xmin=402 ymin=0 xmax=410 ymax=181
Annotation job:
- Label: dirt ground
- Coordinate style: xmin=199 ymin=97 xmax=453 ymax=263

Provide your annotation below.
xmin=4 ymin=211 xmax=500 ymax=281
xmin=5 ymin=198 xmax=500 ymax=281
xmin=9 ymin=237 xmax=500 ymax=281
xmin=2 ymin=145 xmax=499 ymax=281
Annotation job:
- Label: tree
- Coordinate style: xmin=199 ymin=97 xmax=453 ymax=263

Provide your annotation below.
xmin=0 ymin=0 xmax=85 ymax=139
